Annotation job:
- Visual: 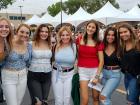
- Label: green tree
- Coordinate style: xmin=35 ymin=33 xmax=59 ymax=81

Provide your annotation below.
xmin=47 ymin=2 xmax=62 ymax=17
xmin=138 ymin=4 xmax=140 ymax=8
xmin=47 ymin=0 xmax=119 ymax=16
xmin=0 ymin=0 xmax=15 ymax=10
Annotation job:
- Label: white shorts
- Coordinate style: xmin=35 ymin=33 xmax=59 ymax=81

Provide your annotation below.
xmin=78 ymin=67 xmax=99 ymax=81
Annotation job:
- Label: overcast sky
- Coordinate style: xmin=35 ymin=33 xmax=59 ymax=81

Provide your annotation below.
xmin=117 ymin=0 xmax=140 ymax=11
xmin=1 ymin=0 xmax=140 ymax=14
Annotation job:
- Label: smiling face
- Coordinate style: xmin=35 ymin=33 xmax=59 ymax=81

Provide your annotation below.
xmin=60 ymin=30 xmax=71 ymax=44
xmin=0 ymin=20 xmax=10 ymax=38
xmin=86 ymin=22 xmax=96 ymax=36
xmin=17 ymin=26 xmax=30 ymax=42
xmin=106 ymin=30 xmax=115 ymax=44
xmin=39 ymin=27 xmax=49 ymax=40
xmin=119 ymin=27 xmax=131 ymax=41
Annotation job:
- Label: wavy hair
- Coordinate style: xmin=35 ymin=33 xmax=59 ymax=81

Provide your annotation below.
xmin=83 ymin=20 xmax=100 ymax=45
xmin=0 ymin=17 xmax=14 ymax=51
xmin=118 ymin=23 xmax=136 ymax=53
xmin=56 ymin=26 xmax=73 ymax=51
xmin=103 ymin=27 xmax=120 ymax=57
xmin=33 ymin=24 xmax=51 ymax=49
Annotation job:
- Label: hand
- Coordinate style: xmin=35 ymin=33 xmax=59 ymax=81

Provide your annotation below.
xmin=92 ymin=78 xmax=99 ymax=85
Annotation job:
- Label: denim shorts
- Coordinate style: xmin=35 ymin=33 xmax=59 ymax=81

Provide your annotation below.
xmin=78 ymin=67 xmax=100 ymax=81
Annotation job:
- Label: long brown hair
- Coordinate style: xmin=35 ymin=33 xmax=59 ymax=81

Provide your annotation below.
xmin=0 ymin=17 xmax=14 ymax=51
xmin=118 ymin=23 xmax=136 ymax=53
xmin=103 ymin=27 xmax=120 ymax=56
xmin=33 ymin=24 xmax=51 ymax=49
xmin=83 ymin=20 xmax=100 ymax=45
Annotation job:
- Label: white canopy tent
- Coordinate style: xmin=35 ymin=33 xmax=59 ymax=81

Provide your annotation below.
xmin=88 ymin=1 xmax=123 ymax=25
xmin=39 ymin=12 xmax=54 ymax=24
xmin=127 ymin=6 xmax=140 ymax=17
xmin=25 ymin=15 xmax=40 ymax=25
xmin=103 ymin=13 xmax=140 ymax=25
xmin=51 ymin=11 xmax=70 ymax=27
xmin=63 ymin=7 xmax=92 ymax=26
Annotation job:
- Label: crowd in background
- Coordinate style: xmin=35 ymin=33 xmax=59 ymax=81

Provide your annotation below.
xmin=0 ymin=17 xmax=140 ymax=105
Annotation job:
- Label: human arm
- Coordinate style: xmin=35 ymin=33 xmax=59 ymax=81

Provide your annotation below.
xmin=0 ymin=36 xmax=5 ymax=61
xmin=92 ymin=51 xmax=104 ymax=84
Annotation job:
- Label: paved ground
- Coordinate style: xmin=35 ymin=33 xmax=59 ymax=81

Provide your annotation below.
xmin=0 ymin=74 xmax=127 ymax=105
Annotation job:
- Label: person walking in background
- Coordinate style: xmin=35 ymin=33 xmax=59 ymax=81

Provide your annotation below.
xmin=76 ymin=20 xmax=104 ymax=105
xmin=118 ymin=23 xmax=140 ymax=105
xmin=52 ymin=26 xmax=77 ymax=105
xmin=1 ymin=24 xmax=31 ymax=105
xmin=0 ymin=17 xmax=13 ymax=103
xmin=27 ymin=24 xmax=52 ymax=105
xmin=100 ymin=27 xmax=122 ymax=105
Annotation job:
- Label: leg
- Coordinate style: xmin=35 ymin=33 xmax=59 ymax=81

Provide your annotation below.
xmin=28 ymin=71 xmax=43 ymax=105
xmin=52 ymin=70 xmax=63 ymax=105
xmin=3 ymin=84 xmax=18 ymax=105
xmin=17 ymin=70 xmax=27 ymax=105
xmin=124 ymin=73 xmax=140 ymax=105
xmin=80 ymin=81 xmax=89 ymax=105
xmin=100 ymin=70 xmax=121 ymax=105
xmin=42 ymin=72 xmax=51 ymax=105
xmin=63 ymin=71 xmax=74 ymax=105
xmin=1 ymin=69 xmax=19 ymax=105
xmin=92 ymin=89 xmax=99 ymax=105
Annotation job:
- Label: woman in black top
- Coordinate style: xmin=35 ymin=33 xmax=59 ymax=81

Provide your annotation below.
xmin=118 ymin=23 xmax=140 ymax=105
xmin=100 ymin=27 xmax=122 ymax=105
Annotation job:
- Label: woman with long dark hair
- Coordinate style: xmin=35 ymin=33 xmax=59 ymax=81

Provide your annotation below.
xmin=76 ymin=20 xmax=104 ymax=105
xmin=27 ymin=24 xmax=52 ymax=105
xmin=100 ymin=27 xmax=121 ymax=105
xmin=118 ymin=23 xmax=140 ymax=105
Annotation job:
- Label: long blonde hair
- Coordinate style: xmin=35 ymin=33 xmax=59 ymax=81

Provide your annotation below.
xmin=0 ymin=17 xmax=14 ymax=52
xmin=56 ymin=26 xmax=73 ymax=51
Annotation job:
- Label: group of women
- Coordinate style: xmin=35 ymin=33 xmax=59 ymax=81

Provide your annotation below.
xmin=0 ymin=17 xmax=140 ymax=105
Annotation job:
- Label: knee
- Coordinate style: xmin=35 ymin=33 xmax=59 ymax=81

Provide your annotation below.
xmin=99 ymin=95 xmax=106 ymax=104
xmin=93 ymin=95 xmax=99 ymax=102
xmin=100 ymin=95 xmax=106 ymax=100
xmin=81 ymin=96 xmax=88 ymax=105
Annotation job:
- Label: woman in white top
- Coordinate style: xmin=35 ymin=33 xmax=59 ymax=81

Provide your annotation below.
xmin=52 ymin=26 xmax=77 ymax=105
xmin=27 ymin=24 xmax=52 ymax=105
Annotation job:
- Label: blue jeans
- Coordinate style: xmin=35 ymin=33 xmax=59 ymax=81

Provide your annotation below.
xmin=124 ymin=73 xmax=140 ymax=105
xmin=100 ymin=69 xmax=122 ymax=105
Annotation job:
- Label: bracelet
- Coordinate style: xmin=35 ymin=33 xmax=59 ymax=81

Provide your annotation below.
xmin=95 ymin=75 xmax=100 ymax=79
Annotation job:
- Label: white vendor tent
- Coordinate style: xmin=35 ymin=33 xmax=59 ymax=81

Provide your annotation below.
xmin=63 ymin=7 xmax=92 ymax=26
xmin=89 ymin=1 xmax=123 ymax=25
xmin=25 ymin=15 xmax=40 ymax=25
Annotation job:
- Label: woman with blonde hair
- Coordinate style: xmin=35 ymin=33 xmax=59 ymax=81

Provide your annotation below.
xmin=0 ymin=17 xmax=13 ymax=61
xmin=27 ymin=24 xmax=52 ymax=105
xmin=1 ymin=23 xmax=31 ymax=105
xmin=52 ymin=26 xmax=77 ymax=105
xmin=118 ymin=23 xmax=140 ymax=105
xmin=0 ymin=17 xmax=13 ymax=102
